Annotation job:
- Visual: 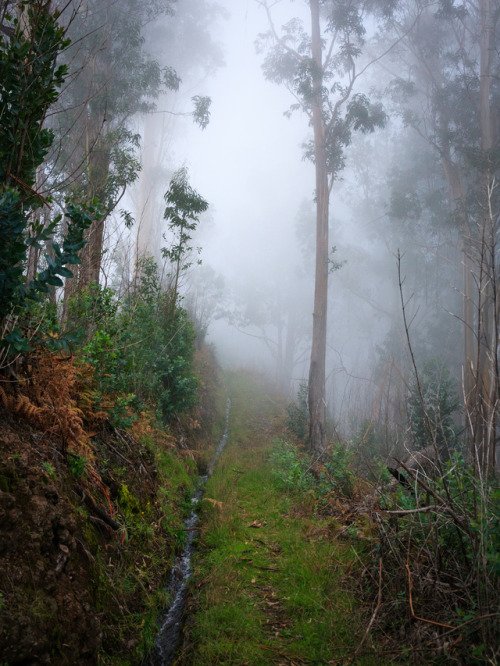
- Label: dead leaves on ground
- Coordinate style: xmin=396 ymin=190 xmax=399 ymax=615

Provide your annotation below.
xmin=247 ymin=519 xmax=268 ymax=528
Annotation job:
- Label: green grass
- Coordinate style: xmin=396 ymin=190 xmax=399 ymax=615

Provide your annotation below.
xmin=182 ymin=371 xmax=376 ymax=665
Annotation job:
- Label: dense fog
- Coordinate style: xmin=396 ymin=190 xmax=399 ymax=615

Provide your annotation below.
xmin=109 ymin=0 xmax=468 ymax=445
xmin=22 ymin=0 xmax=495 ymax=460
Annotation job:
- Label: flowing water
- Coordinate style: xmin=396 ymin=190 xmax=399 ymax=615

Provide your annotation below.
xmin=145 ymin=398 xmax=231 ymax=665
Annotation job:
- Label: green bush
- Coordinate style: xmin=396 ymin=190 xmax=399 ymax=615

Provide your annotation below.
xmin=271 ymin=438 xmax=355 ymax=499
xmin=408 ymin=358 xmax=460 ymax=451
xmin=68 ymin=258 xmax=199 ymax=425
xmin=68 ymin=453 xmax=87 ymax=479
xmin=270 ymin=439 xmax=315 ymax=492
xmin=319 ymin=443 xmax=355 ymax=498
xmin=285 ymin=383 xmax=309 ymax=441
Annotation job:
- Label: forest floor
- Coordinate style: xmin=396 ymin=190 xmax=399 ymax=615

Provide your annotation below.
xmin=177 ymin=372 xmax=379 ymax=665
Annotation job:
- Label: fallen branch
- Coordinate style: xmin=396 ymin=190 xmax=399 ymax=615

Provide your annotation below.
xmin=385 ymin=505 xmax=440 ymax=516
xmin=406 ymin=564 xmax=455 ymax=630
xmin=394 ymin=458 xmax=468 ymax=529
xmin=77 ymin=487 xmax=120 ymax=531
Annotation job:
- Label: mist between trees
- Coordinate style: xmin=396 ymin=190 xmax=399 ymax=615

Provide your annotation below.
xmin=1 ymin=0 xmax=500 ymax=661
xmin=1 ymin=0 xmax=500 ymax=479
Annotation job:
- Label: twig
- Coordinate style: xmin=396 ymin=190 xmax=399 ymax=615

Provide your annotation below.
xmin=385 ymin=505 xmax=440 ymax=515
xmin=427 ymin=612 xmax=500 ymax=641
xmin=77 ymin=487 xmax=120 ymax=531
xmin=8 ymin=172 xmax=52 ymax=208
xmin=394 ymin=458 xmax=468 ymax=529
xmin=406 ymin=564 xmax=455 ymax=629
xmin=351 ymin=558 xmax=383 ymax=661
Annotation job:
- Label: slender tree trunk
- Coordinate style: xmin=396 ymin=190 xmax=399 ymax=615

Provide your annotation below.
xmin=463 ymin=249 xmax=475 ymax=406
xmin=283 ymin=307 xmax=297 ymax=394
xmin=474 ymin=0 xmax=498 ymax=473
xmin=308 ymin=0 xmax=328 ymax=454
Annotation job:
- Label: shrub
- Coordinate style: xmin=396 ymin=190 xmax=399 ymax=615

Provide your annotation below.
xmin=68 ymin=259 xmax=199 ymax=425
xmin=408 ymin=358 xmax=460 ymax=451
xmin=319 ymin=442 xmax=355 ymax=498
xmin=374 ymin=451 xmax=500 ymax=662
xmin=285 ymin=383 xmax=309 ymax=441
xmin=270 ymin=439 xmax=315 ymax=492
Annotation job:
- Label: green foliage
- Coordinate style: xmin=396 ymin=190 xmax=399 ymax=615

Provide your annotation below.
xmin=154 ymin=307 xmax=199 ymax=420
xmin=0 ymin=5 xmax=102 ymax=353
xmin=108 ymin=394 xmax=138 ymax=430
xmin=382 ymin=451 xmax=500 ymax=581
xmin=192 ymin=95 xmax=212 ymax=129
xmin=0 ymin=195 xmax=100 ymax=329
xmin=68 ymin=453 xmax=87 ymax=479
xmin=319 ymin=443 xmax=355 ymax=498
xmin=484 ymin=487 xmax=500 ymax=577
xmin=408 ymin=358 xmax=460 ymax=450
xmin=69 ymin=258 xmax=199 ymax=425
xmin=271 ymin=439 xmax=315 ymax=492
xmin=0 ymin=190 xmax=28 ymax=314
xmin=0 ymin=3 xmax=67 ymax=310
xmin=285 ymin=383 xmax=309 ymax=441
xmin=41 ymin=461 xmax=56 ymax=479
xmin=258 ymin=3 xmax=388 ymax=179
xmin=375 ymin=452 xmax=500 ymax=662
xmin=271 ymin=436 xmax=355 ymax=499
xmin=161 ymin=168 xmax=208 ymax=296
xmin=0 ymin=3 xmax=69 ymax=190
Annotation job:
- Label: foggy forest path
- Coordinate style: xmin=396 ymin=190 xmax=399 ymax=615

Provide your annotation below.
xmin=175 ymin=372 xmax=374 ymax=665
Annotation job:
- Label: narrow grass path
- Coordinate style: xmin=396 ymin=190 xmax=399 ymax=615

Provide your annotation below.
xmin=179 ymin=372 xmax=376 ymax=665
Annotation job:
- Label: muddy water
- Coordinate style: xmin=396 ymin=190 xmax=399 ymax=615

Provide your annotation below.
xmin=145 ymin=398 xmax=230 ymax=666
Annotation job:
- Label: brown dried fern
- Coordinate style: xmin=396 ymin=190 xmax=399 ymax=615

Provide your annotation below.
xmin=0 ymin=354 xmax=89 ymax=453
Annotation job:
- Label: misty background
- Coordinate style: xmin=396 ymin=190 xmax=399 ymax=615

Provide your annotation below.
xmin=93 ymin=0 xmax=466 ymax=448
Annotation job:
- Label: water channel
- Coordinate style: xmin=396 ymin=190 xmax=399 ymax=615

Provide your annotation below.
xmin=145 ymin=398 xmax=231 ymax=665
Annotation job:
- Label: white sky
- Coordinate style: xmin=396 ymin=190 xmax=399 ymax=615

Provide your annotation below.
xmin=178 ymin=0 xmax=315 ymax=280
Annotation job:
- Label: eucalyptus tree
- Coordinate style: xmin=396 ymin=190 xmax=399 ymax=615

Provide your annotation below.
xmin=49 ymin=1 xmax=170 ymax=291
xmin=256 ymin=0 xmax=391 ymax=452
xmin=0 ymin=1 xmax=101 ymax=357
xmin=385 ymin=0 xmax=500 ymax=473
xmin=53 ymin=0 xmax=215 ymax=304
xmin=161 ymin=167 xmax=208 ymax=320
xmin=132 ymin=0 xmax=223 ymax=266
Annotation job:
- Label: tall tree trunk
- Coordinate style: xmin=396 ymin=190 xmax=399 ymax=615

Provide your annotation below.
xmin=135 ymin=112 xmax=167 ymax=265
xmin=474 ymin=0 xmax=498 ymax=473
xmin=308 ymin=0 xmax=328 ymax=454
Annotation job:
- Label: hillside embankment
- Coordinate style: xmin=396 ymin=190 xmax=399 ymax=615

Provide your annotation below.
xmin=0 ymin=346 xmax=225 ymax=665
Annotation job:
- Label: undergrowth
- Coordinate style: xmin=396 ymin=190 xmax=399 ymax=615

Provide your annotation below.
xmin=368 ymin=454 xmax=500 ymax=663
xmin=271 ymin=438 xmax=355 ymax=499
